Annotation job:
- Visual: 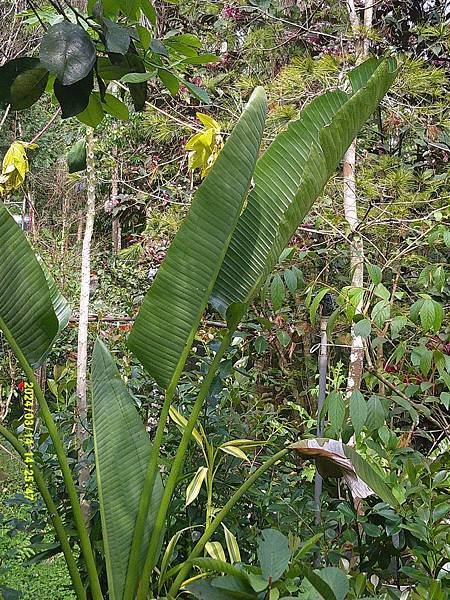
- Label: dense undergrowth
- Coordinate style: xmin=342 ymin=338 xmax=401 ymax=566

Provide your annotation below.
xmin=0 ymin=1 xmax=449 ymax=599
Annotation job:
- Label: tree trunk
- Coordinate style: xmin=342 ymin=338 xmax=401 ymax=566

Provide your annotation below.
xmin=76 ymin=127 xmax=96 ymax=526
xmin=343 ymin=141 xmax=365 ymax=392
xmin=110 ymin=84 xmax=121 ymax=254
xmin=111 ymin=141 xmax=121 ymax=254
xmin=344 ymin=0 xmax=372 ymax=394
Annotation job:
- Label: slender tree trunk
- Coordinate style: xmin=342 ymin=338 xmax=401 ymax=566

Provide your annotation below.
xmin=343 ymin=141 xmax=365 ymax=392
xmin=344 ymin=0 xmax=372 ymax=394
xmin=76 ymin=127 xmax=96 ymax=525
xmin=110 ymin=84 xmax=121 ymax=254
xmin=111 ymin=142 xmax=121 ymax=254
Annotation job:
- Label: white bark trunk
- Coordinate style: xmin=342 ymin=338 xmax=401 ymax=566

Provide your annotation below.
xmin=363 ymin=0 xmax=374 ymax=56
xmin=343 ymin=141 xmax=365 ymax=392
xmin=76 ymin=127 xmax=96 ymax=525
xmin=344 ymin=0 xmax=372 ymax=394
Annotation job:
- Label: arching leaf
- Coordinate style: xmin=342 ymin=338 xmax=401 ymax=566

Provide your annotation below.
xmin=92 ymin=339 xmax=164 ymax=600
xmin=0 ymin=203 xmax=58 ymax=368
xmin=211 ymin=58 xmax=397 ymax=316
xmin=128 ymin=87 xmax=267 ymax=388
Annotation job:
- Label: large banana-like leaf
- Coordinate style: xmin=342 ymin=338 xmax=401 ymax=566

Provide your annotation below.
xmin=211 ymin=58 xmax=397 ymax=315
xmin=128 ymin=87 xmax=267 ymax=388
xmin=37 ymin=255 xmax=71 ymax=334
xmin=291 ymin=438 xmax=398 ymax=507
xmin=91 ymin=339 xmax=164 ymax=600
xmin=0 ymin=202 xmax=59 ymax=367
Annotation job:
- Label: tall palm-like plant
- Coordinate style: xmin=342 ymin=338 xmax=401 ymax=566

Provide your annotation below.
xmin=0 ymin=57 xmax=397 ymax=600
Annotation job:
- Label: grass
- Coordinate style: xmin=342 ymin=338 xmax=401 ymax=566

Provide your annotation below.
xmin=0 ymin=445 xmax=76 ymax=600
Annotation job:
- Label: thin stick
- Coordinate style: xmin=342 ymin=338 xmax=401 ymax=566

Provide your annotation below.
xmin=30 ymin=108 xmax=61 ymax=144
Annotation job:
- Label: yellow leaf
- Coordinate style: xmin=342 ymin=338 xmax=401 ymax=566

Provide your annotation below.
xmin=196 ymin=112 xmax=220 ymax=131
xmin=219 ymin=444 xmax=249 ymax=462
xmin=185 ymin=466 xmax=208 ymax=507
xmin=222 ymin=523 xmax=241 ymax=563
xmin=221 ymin=438 xmax=261 ymax=448
xmin=169 ymin=405 xmax=204 ymax=447
xmin=185 ymin=113 xmax=223 ymax=178
xmin=205 ymin=541 xmax=226 ymax=562
xmin=0 ymin=141 xmax=36 ymax=196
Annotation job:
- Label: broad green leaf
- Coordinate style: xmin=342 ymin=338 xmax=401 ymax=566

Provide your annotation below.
xmin=349 ymin=390 xmax=367 ymax=436
xmin=187 ymin=578 xmax=256 ymax=600
xmin=257 ymin=529 xmax=292 ymax=582
xmin=222 ymin=524 xmax=241 ymax=563
xmin=183 ymin=80 xmax=210 ymax=104
xmin=419 ymin=298 xmax=436 ymax=332
xmin=128 ymin=88 xmax=267 ymax=388
xmin=309 ymin=288 xmax=331 ymax=325
xmin=76 ymin=92 xmax=104 ymax=128
xmin=36 ymin=256 xmax=71 ymax=335
xmin=124 ymin=53 xmax=147 ymax=110
xmin=140 ymin=0 xmax=157 ymax=26
xmin=390 ymin=315 xmax=407 ymax=338
xmin=290 ymin=533 xmax=323 ymax=563
xmin=284 ymin=268 xmax=298 ymax=293
xmin=301 ymin=568 xmax=337 ymax=600
xmin=327 ymin=391 xmax=345 ymax=438
xmin=0 ymin=57 xmax=41 ymax=107
xmin=40 ymin=22 xmax=96 ymax=85
xmin=150 ymin=39 xmax=168 ymax=56
xmin=411 ymin=346 xmax=433 ymax=377
xmin=136 ymin=26 xmax=151 ymax=51
xmin=185 ymin=466 xmax=208 ymax=506
xmin=276 ymin=329 xmax=291 ymax=348
xmin=120 ymin=71 xmax=156 ymax=84
xmin=101 ymin=93 xmax=129 ymax=120
xmin=97 ymin=57 xmax=129 ymax=80
xmin=67 ymin=138 xmax=86 ymax=173
xmin=91 ymin=339 xmax=164 ymax=600
xmin=353 ymin=318 xmax=371 ymax=339
xmin=211 ymin=58 xmax=397 ymax=316
xmin=0 ymin=203 xmax=58 ymax=368
xmin=157 ymin=69 xmax=179 ymax=96
xmin=10 ymin=66 xmax=49 ymax=110
xmin=366 ymin=395 xmax=385 ymax=431
xmin=366 ymin=263 xmax=382 ymax=285
xmin=205 ymin=541 xmax=227 ymax=562
xmin=102 ymin=18 xmax=130 ymax=54
xmin=302 ymin=566 xmax=348 ymax=600
xmin=374 ymin=283 xmax=390 ymax=301
xmin=432 ymin=301 xmax=443 ymax=331
xmin=254 ymin=336 xmax=268 ymax=353
xmin=54 ymin=71 xmax=93 ymax=118
xmin=371 ymin=299 xmax=390 ymax=329
xmin=343 ymin=445 xmax=398 ymax=507
xmin=270 ymin=274 xmax=285 ymax=311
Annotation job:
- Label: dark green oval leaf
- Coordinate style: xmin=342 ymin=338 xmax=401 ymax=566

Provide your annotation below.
xmin=9 ymin=66 xmax=49 ymax=110
xmin=257 ymin=529 xmax=292 ymax=582
xmin=40 ymin=21 xmax=96 ymax=85
xmin=67 ymin=138 xmax=87 ymax=173
xmin=0 ymin=57 xmax=40 ymax=107
xmin=76 ymin=92 xmax=104 ymax=128
xmin=54 ymin=70 xmax=93 ymax=118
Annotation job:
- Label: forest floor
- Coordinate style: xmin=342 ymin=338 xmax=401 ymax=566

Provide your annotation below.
xmin=0 ymin=448 xmax=75 ymax=600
